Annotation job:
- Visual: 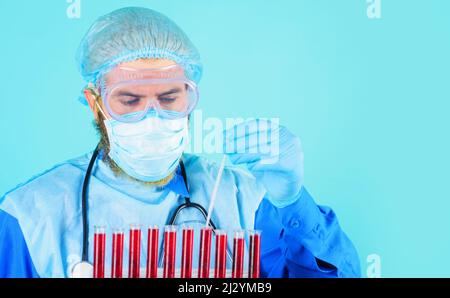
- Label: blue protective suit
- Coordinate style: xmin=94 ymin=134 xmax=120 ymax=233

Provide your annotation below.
xmin=0 ymin=152 xmax=360 ymax=278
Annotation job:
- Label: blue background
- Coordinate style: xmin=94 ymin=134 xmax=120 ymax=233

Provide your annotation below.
xmin=1 ymin=0 xmax=449 ymax=277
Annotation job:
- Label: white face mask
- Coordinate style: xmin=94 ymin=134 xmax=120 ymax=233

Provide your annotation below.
xmin=103 ymin=114 xmax=189 ymax=182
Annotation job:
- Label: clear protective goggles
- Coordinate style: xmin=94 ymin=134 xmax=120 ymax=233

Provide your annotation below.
xmin=89 ymin=64 xmax=199 ymax=123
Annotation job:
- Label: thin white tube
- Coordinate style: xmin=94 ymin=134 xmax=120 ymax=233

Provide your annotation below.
xmin=205 ymin=155 xmax=227 ymax=227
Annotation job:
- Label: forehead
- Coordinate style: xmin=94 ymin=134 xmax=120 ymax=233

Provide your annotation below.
xmin=120 ymin=58 xmax=176 ymax=69
xmin=111 ymin=82 xmax=186 ymax=96
xmin=103 ymin=58 xmax=184 ymax=87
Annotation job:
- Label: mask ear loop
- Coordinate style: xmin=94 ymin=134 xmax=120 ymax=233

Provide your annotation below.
xmin=85 ymin=83 xmax=109 ymax=120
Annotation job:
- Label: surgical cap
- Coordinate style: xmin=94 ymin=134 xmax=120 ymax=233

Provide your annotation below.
xmin=76 ymin=7 xmax=203 ymax=94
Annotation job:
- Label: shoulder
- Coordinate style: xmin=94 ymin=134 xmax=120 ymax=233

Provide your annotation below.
xmin=0 ymin=152 xmax=93 ymax=216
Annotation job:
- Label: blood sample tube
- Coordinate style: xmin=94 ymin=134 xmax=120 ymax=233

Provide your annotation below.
xmin=198 ymin=227 xmax=213 ymax=278
xmin=181 ymin=226 xmax=194 ymax=278
xmin=232 ymin=230 xmax=245 ymax=278
xmin=93 ymin=226 xmax=106 ymax=278
xmin=214 ymin=230 xmax=227 ymax=278
xmin=146 ymin=226 xmax=159 ymax=278
xmin=248 ymin=230 xmax=261 ymax=278
xmin=111 ymin=228 xmax=124 ymax=278
xmin=128 ymin=224 xmax=141 ymax=278
xmin=163 ymin=225 xmax=177 ymax=278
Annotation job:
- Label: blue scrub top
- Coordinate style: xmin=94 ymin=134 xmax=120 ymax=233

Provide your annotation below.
xmin=0 ymin=153 xmax=360 ymax=278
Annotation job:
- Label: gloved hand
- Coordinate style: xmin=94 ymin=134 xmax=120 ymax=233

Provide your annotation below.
xmin=223 ymin=119 xmax=304 ymax=207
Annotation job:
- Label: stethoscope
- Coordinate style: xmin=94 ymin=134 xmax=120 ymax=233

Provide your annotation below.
xmin=71 ymin=144 xmax=231 ymax=277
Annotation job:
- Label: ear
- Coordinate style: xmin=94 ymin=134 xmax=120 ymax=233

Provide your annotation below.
xmin=83 ymin=88 xmax=97 ymax=112
xmin=84 ymin=87 xmax=109 ymax=121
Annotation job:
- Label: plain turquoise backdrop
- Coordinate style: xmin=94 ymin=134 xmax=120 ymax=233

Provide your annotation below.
xmin=1 ymin=0 xmax=449 ymax=277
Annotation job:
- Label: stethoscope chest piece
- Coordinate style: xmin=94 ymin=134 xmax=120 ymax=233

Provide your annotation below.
xmin=71 ymin=261 xmax=93 ymax=278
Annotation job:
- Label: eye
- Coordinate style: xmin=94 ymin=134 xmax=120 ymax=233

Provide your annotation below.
xmin=121 ymin=97 xmax=141 ymax=106
xmin=158 ymin=97 xmax=177 ymax=103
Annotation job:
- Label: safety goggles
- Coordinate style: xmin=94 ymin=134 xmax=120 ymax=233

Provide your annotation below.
xmin=89 ymin=64 xmax=199 ymax=123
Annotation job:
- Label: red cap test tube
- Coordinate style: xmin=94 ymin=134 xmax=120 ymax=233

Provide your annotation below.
xmin=214 ymin=230 xmax=228 ymax=278
xmin=248 ymin=230 xmax=261 ymax=278
xmin=146 ymin=226 xmax=159 ymax=278
xmin=232 ymin=230 xmax=245 ymax=278
xmin=128 ymin=224 xmax=141 ymax=278
xmin=111 ymin=228 xmax=124 ymax=278
xmin=163 ymin=225 xmax=177 ymax=278
xmin=93 ymin=226 xmax=106 ymax=278
xmin=198 ymin=227 xmax=213 ymax=278
xmin=181 ymin=226 xmax=194 ymax=278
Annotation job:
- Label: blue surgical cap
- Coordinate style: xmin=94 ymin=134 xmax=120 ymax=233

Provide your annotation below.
xmin=76 ymin=7 xmax=203 ymax=104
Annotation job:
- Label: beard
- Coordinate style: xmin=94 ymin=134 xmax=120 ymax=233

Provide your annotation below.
xmin=92 ymin=109 xmax=176 ymax=187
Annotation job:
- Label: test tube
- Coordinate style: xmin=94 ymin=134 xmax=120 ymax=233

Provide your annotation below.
xmin=111 ymin=228 xmax=124 ymax=278
xmin=248 ymin=230 xmax=261 ymax=278
xmin=198 ymin=227 xmax=213 ymax=278
xmin=232 ymin=230 xmax=245 ymax=278
xmin=181 ymin=226 xmax=194 ymax=278
xmin=93 ymin=226 xmax=106 ymax=278
xmin=163 ymin=225 xmax=177 ymax=278
xmin=214 ymin=230 xmax=228 ymax=278
xmin=128 ymin=224 xmax=141 ymax=278
xmin=146 ymin=226 xmax=159 ymax=278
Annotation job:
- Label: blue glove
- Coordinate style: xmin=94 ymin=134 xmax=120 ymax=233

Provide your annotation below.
xmin=223 ymin=119 xmax=304 ymax=208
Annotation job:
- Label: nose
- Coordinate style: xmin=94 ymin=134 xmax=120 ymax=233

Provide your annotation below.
xmin=142 ymin=99 xmax=165 ymax=118
xmin=145 ymin=99 xmax=160 ymax=112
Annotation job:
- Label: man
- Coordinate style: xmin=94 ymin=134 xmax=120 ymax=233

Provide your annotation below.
xmin=0 ymin=7 xmax=360 ymax=278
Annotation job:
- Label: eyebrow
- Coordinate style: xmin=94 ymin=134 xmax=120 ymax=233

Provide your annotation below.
xmin=157 ymin=87 xmax=182 ymax=97
xmin=116 ymin=91 xmax=145 ymax=97
xmin=115 ymin=87 xmax=183 ymax=98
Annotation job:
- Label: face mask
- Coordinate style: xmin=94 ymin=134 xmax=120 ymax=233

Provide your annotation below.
xmin=103 ymin=112 xmax=189 ymax=182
